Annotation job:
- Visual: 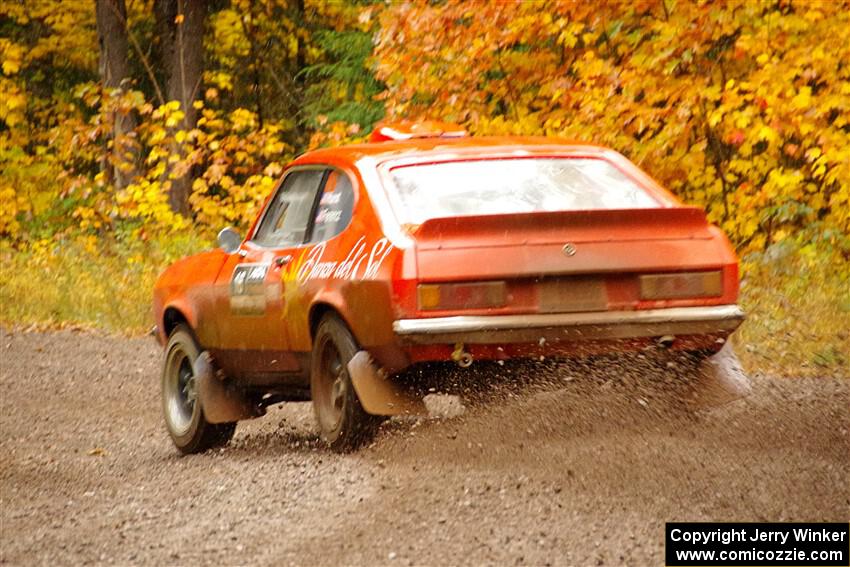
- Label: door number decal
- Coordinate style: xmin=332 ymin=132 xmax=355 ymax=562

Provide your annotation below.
xmin=230 ymin=263 xmax=269 ymax=315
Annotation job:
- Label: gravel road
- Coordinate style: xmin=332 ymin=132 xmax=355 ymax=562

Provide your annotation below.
xmin=1 ymin=327 xmax=847 ymax=566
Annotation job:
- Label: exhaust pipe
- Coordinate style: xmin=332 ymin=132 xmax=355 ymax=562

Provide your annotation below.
xmin=657 ymin=335 xmax=676 ymax=349
xmin=452 ymin=343 xmax=474 ymax=368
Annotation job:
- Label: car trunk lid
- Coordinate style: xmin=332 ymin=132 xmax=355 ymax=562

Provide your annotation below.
xmin=413 ymin=207 xmax=720 ymax=281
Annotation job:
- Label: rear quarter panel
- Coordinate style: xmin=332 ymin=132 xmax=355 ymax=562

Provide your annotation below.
xmin=265 ymin=156 xmax=408 ymax=369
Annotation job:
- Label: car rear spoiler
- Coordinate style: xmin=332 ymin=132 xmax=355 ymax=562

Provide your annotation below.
xmin=411 ymin=207 xmax=713 ymax=247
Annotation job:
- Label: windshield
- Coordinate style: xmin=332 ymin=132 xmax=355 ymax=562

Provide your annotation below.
xmin=387 ymin=157 xmax=660 ymax=224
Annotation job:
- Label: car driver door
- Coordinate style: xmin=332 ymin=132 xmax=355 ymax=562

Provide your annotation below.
xmin=211 ymin=167 xmax=328 ymax=380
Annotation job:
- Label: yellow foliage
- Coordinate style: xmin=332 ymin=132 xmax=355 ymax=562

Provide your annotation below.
xmin=127 ymin=99 xmax=293 ymax=231
xmin=0 ymin=232 xmax=211 ymax=334
xmin=737 ymin=245 xmax=849 ymax=378
xmin=1 ymin=39 xmax=23 ymax=75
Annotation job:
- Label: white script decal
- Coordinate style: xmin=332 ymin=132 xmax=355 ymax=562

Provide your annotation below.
xmin=295 ymin=237 xmax=393 ymax=284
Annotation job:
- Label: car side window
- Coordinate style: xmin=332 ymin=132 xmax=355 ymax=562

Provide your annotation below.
xmin=308 ymin=170 xmax=354 ymax=243
xmin=252 ymin=169 xmax=325 ymax=247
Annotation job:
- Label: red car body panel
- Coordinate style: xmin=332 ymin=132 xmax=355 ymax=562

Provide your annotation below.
xmin=153 ymin=136 xmax=743 ymax=390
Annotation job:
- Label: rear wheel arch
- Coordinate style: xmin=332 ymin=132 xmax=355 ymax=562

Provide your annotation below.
xmin=309 ymin=282 xmax=396 ymax=347
xmin=309 ymin=302 xmax=355 ymax=343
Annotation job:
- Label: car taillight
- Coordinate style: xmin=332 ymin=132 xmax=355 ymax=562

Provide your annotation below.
xmin=417 ymin=281 xmax=507 ymax=311
xmin=639 ymin=271 xmax=723 ymax=300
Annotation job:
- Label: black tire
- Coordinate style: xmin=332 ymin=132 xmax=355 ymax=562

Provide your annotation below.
xmin=311 ymin=314 xmax=383 ymax=451
xmin=161 ymin=325 xmax=235 ymax=454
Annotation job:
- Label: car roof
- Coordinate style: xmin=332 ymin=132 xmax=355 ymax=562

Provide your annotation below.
xmin=288 ymin=134 xmax=683 ymax=212
xmin=291 ymin=136 xmax=612 ymax=167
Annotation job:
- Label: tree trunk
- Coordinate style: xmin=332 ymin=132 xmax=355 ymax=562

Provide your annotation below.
xmin=155 ymin=0 xmax=205 ymax=216
xmin=95 ymin=0 xmax=138 ymax=190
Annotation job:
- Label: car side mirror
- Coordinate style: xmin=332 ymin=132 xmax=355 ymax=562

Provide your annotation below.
xmin=217 ymin=227 xmax=242 ymax=254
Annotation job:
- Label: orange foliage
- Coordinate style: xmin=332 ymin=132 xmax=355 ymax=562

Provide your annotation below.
xmin=374 ymin=0 xmax=850 ymax=252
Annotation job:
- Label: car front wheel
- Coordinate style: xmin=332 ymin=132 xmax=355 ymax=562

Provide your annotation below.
xmin=162 ymin=325 xmax=235 ymax=454
xmin=311 ymin=314 xmax=383 ymax=451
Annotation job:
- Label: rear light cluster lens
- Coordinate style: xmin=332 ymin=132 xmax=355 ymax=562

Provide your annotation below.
xmin=639 ymin=271 xmax=722 ymax=300
xmin=418 ymin=281 xmax=507 ymax=311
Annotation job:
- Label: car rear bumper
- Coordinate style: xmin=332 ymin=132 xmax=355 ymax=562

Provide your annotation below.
xmin=392 ymin=305 xmax=745 ymax=345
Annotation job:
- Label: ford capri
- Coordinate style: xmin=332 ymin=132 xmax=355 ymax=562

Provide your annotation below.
xmin=153 ymin=122 xmax=745 ymax=453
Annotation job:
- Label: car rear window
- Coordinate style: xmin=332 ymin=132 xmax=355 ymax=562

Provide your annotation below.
xmin=387 ymin=158 xmax=659 ymax=224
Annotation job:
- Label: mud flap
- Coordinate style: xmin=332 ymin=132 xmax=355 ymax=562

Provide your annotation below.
xmin=347 ymin=351 xmax=427 ymax=416
xmin=194 ymin=351 xmax=264 ymax=424
xmin=687 ymin=344 xmax=751 ymax=409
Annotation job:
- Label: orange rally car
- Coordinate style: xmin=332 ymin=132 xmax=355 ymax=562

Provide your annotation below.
xmin=153 ymin=122 xmax=744 ymax=453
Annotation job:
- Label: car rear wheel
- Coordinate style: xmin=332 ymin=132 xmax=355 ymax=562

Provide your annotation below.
xmin=162 ymin=325 xmax=235 ymax=454
xmin=311 ymin=314 xmax=383 ymax=451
